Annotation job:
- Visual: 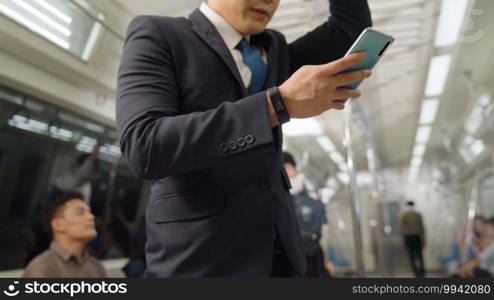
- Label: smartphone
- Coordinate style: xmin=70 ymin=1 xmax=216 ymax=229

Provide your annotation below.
xmin=335 ymin=28 xmax=394 ymax=103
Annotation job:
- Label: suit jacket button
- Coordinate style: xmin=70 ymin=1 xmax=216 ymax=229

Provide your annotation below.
xmin=245 ymin=134 xmax=255 ymax=145
xmin=237 ymin=137 xmax=246 ymax=148
xmin=220 ymin=143 xmax=228 ymax=153
xmin=228 ymin=141 xmax=237 ymax=151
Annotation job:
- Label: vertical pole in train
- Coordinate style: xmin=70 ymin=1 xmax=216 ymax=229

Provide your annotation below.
xmin=352 ymin=101 xmax=386 ymax=275
xmin=365 ymin=146 xmax=387 ymax=276
xmin=343 ymin=103 xmax=365 ymax=277
xmin=461 ymin=170 xmax=479 ymax=265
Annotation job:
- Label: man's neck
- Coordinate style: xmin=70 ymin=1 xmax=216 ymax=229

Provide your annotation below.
xmin=54 ymin=237 xmax=86 ymax=259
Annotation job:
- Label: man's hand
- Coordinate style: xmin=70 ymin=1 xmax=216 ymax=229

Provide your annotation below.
xmin=279 ymin=52 xmax=370 ymax=118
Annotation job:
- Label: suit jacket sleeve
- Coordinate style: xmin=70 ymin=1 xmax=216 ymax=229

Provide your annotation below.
xmin=116 ymin=16 xmax=275 ymax=180
xmin=289 ymin=0 xmax=372 ymax=73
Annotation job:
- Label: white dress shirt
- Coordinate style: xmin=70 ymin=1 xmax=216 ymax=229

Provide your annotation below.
xmin=199 ymin=2 xmax=268 ymax=90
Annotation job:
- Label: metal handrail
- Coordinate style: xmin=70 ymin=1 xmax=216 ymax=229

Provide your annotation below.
xmin=343 ymin=102 xmax=365 ymax=277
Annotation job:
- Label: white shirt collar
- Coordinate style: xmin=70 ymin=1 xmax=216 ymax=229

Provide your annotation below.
xmin=199 ymin=2 xmax=247 ymax=50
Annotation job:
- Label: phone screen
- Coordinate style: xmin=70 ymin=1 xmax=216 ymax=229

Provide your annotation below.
xmin=334 ymin=28 xmax=394 ymax=104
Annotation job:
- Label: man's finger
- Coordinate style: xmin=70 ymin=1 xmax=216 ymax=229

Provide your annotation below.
xmin=331 ymin=88 xmax=362 ymax=100
xmin=322 ymin=99 xmax=346 ymax=111
xmin=321 ymin=52 xmax=366 ymax=75
xmin=332 ymin=102 xmax=346 ymax=110
xmin=332 ymin=69 xmax=371 ymax=87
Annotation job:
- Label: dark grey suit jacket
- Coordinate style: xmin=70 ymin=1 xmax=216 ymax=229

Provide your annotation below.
xmin=116 ymin=0 xmax=371 ymax=277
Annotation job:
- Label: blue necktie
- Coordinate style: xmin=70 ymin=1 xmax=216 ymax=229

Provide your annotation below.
xmin=236 ymin=38 xmax=267 ymax=95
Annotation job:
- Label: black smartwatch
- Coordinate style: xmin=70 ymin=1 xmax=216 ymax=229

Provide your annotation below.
xmin=267 ymin=86 xmax=290 ymax=124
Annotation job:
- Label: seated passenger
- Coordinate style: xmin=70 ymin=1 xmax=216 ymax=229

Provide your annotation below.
xmin=23 ymin=192 xmax=107 ymax=278
xmin=455 ymin=218 xmax=494 ymax=278
xmin=438 ymin=241 xmax=460 ymax=274
xmin=469 ymin=216 xmax=486 ymax=258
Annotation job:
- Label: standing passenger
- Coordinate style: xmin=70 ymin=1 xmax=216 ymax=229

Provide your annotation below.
xmin=283 ymin=152 xmax=332 ymax=277
xmin=51 ymin=141 xmax=101 ymax=205
xmin=117 ymin=0 xmax=372 ymax=277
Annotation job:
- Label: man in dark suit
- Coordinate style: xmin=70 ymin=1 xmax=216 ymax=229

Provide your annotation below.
xmin=116 ymin=0 xmax=372 ymax=277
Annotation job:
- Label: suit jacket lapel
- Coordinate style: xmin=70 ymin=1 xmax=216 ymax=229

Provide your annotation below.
xmin=189 ymin=9 xmax=283 ymax=149
xmin=189 ymin=9 xmax=247 ymax=95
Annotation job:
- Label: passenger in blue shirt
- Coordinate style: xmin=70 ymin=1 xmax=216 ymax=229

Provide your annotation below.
xmin=283 ymin=152 xmax=333 ymax=277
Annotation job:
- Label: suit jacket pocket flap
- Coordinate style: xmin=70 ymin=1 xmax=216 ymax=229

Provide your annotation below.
xmin=150 ymin=190 xmax=225 ymax=223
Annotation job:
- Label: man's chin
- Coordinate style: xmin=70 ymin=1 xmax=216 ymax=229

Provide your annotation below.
xmin=246 ymin=26 xmax=266 ymax=35
xmin=85 ymin=231 xmax=97 ymax=241
xmin=242 ymin=21 xmax=268 ymax=35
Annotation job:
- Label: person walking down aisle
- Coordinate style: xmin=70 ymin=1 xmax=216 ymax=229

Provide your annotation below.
xmin=400 ymin=201 xmax=426 ymax=277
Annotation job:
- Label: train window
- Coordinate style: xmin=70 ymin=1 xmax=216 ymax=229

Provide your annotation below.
xmin=459 ymin=135 xmax=486 ymax=164
xmin=459 ymin=93 xmax=492 ymax=163
xmin=8 ymin=154 xmax=45 ymax=218
xmin=479 ymin=175 xmax=494 ymax=218
xmin=0 ymin=85 xmax=145 ymax=271
xmin=0 ymin=0 xmax=105 ymax=61
xmin=465 ymin=93 xmax=492 ymax=134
